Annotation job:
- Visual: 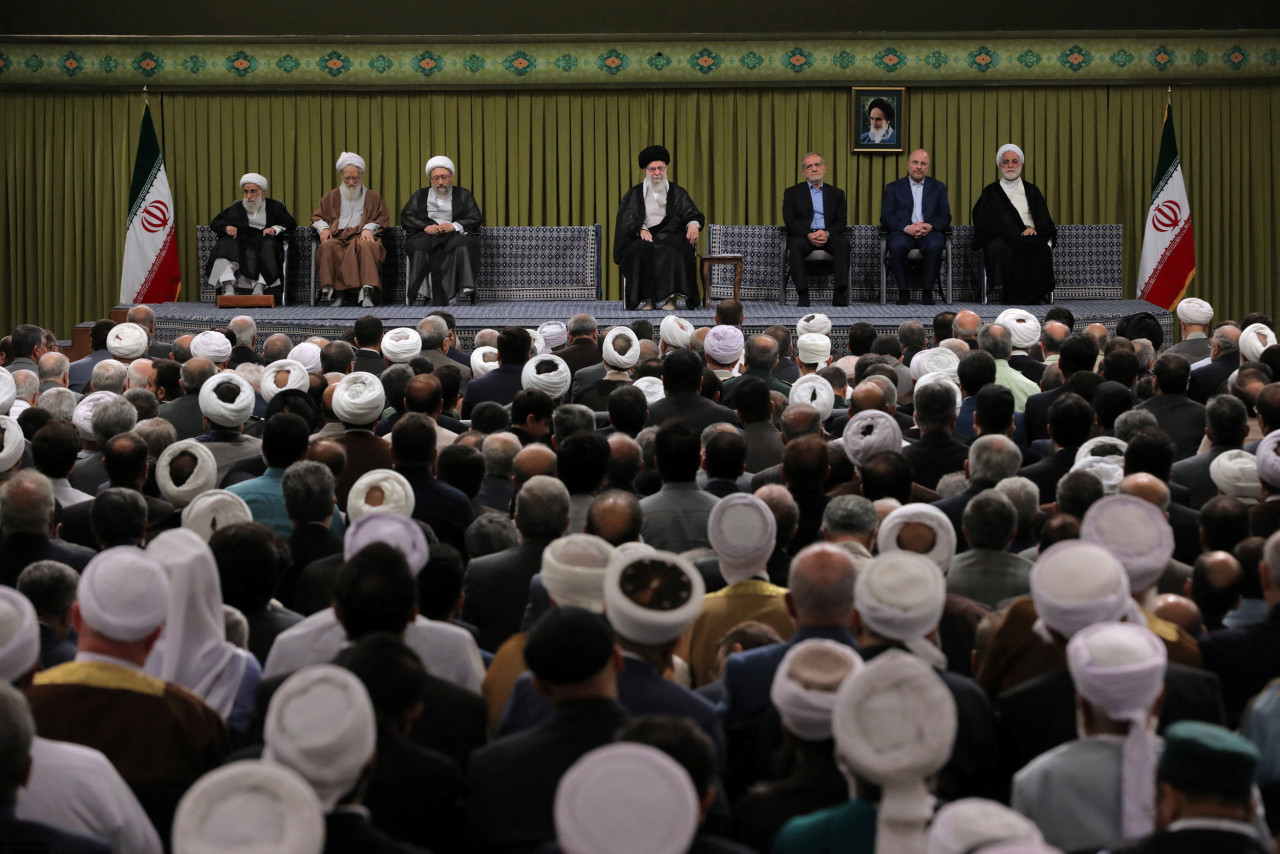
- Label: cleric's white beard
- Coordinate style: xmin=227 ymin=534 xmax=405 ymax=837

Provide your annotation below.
xmin=340 ymin=184 xmax=363 ymax=202
xmin=1001 ymin=167 xmax=1023 ymax=182
xmin=242 ymin=197 xmax=262 ymax=213
xmin=867 ymin=124 xmax=890 ymax=142
xmin=433 ymin=185 xmax=451 ymax=199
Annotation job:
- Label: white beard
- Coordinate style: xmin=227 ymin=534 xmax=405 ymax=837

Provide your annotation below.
xmin=340 ymin=184 xmax=363 ymax=202
xmin=1001 ymin=167 xmax=1023 ymax=182
xmin=867 ymin=124 xmax=890 ymax=142
xmin=242 ymin=197 xmax=263 ymax=214
xmin=432 ymin=185 xmax=451 ymax=200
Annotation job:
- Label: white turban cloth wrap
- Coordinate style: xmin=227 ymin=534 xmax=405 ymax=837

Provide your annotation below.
xmin=796 ymin=333 xmax=832 ymax=365
xmin=1211 ymin=449 xmax=1263 ymax=504
xmin=996 ymin=143 xmax=1025 ymax=167
xmin=522 ymin=354 xmax=572 ymax=399
xmin=239 ymin=172 xmax=269 ymax=192
xmin=172 ymin=760 xmax=324 ymax=854
xmin=1175 ymin=297 xmax=1213 ymax=325
xmin=796 ymin=313 xmax=833 ymax=337
xmin=843 ymin=410 xmax=903 ymax=466
xmin=287 ymin=342 xmax=322 ymax=374
xmin=1258 ymin=430 xmax=1280 ymax=489
xmin=1070 ymin=454 xmax=1124 ymax=495
xmin=1075 ymin=436 xmax=1128 ymax=464
xmin=633 ymin=376 xmax=665 ymax=404
xmin=527 ymin=329 xmax=547 ymax=357
xmin=910 ymin=347 xmax=960 ymax=381
xmin=424 ymin=155 xmax=455 ymax=176
xmin=914 ymin=370 xmax=963 ymax=410
xmin=181 ymin=490 xmax=253 ymax=542
xmin=995 ymin=309 xmax=1041 ymax=351
xmin=107 ymin=322 xmax=149 ymax=359
xmin=770 ymin=639 xmax=864 ymax=742
xmin=332 ymin=372 xmax=386 ymax=425
xmin=1241 ymin=322 xmax=1278 ymax=363
xmin=876 ymin=503 xmax=956 ymax=575
xmin=537 ymin=321 xmax=568 ymax=350
xmin=660 ymin=315 xmax=694 ymax=349
xmin=603 ymin=327 xmax=641 ymax=370
xmin=0 ymin=369 xmax=14 ymax=415
xmin=78 ymin=546 xmax=172 ymax=643
xmin=1066 ymin=621 xmax=1168 ymax=840
xmin=855 ymin=551 xmax=948 ymax=668
xmin=382 ymin=327 xmax=423 ymax=363
xmin=0 ymin=416 xmax=24 ymax=472
xmin=554 ymin=743 xmax=700 ymax=854
xmin=347 ymin=468 xmax=415 ymax=522
xmin=345 ymin=511 xmax=430 ymax=576
xmin=260 ymin=359 xmax=309 ymax=403
xmin=263 ymin=664 xmax=377 ymax=812
xmin=704 ymin=325 xmax=744 ymax=366
xmin=72 ymin=390 xmax=117 ymax=441
xmin=708 ymin=493 xmax=777 ymax=584
xmin=157 ymin=439 xmax=219 ymax=508
xmin=834 ymin=649 xmax=957 ymax=854
xmin=1081 ymin=495 xmax=1174 ymax=594
xmin=604 ymin=546 xmax=705 ymax=645
xmin=199 ymin=373 xmax=256 ymax=428
xmin=790 ymin=374 xmax=835 ymax=422
xmin=0 ymin=587 xmax=40 ymax=683
xmin=144 ymin=528 xmax=248 ymax=717
xmin=191 ymin=330 xmax=233 ymax=364
xmin=1030 ymin=540 xmax=1138 ymax=641
xmin=541 ymin=534 xmax=616 ymax=613
xmin=471 ymin=346 xmax=501 ymax=376
xmin=927 ymin=798 xmax=1045 ymax=854
xmin=335 ymin=152 xmax=366 ymax=174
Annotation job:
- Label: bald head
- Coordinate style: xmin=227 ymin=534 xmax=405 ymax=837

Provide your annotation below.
xmin=1190 ymin=550 xmax=1243 ymax=631
xmin=1154 ymin=594 xmax=1203 ymax=637
xmin=585 ymin=490 xmax=643 ymax=546
xmin=953 ymin=311 xmax=981 ymax=340
xmin=513 ymin=443 xmax=557 ymax=488
xmin=849 ymin=381 xmax=887 ymax=413
xmin=605 ymin=433 xmax=642 ymax=487
xmin=787 ymin=542 xmax=857 ymax=626
xmin=1119 ymin=472 xmax=1171 ymax=512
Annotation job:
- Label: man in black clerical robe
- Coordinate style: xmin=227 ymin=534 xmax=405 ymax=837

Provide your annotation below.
xmin=206 ymin=172 xmax=297 ymax=296
xmin=401 ymin=155 xmax=484 ymax=306
xmin=972 ymin=144 xmax=1057 ymax=305
xmin=613 ymin=144 xmax=705 ymax=311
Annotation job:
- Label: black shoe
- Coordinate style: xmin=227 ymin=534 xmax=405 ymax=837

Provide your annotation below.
xmin=796 ymin=292 xmax=811 ymax=308
xmin=832 ymin=292 xmax=849 ymax=308
xmin=896 ymin=292 xmax=911 ymax=306
xmin=922 ymin=292 xmax=935 ymax=306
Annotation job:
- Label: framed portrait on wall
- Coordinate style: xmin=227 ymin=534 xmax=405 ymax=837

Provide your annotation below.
xmin=852 ymin=87 xmax=905 ymax=153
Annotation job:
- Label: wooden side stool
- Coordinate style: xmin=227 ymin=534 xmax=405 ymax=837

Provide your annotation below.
xmin=700 ymin=254 xmax=744 ymax=302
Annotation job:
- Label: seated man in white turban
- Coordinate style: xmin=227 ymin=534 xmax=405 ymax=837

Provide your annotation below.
xmin=207 ymin=173 xmax=297 ymax=297
xmin=311 ymin=152 xmax=390 ymax=308
xmin=972 ymin=144 xmax=1057 ymax=305
xmin=1165 ymin=297 xmax=1214 ymax=362
xmin=401 ymin=155 xmax=483 ymax=306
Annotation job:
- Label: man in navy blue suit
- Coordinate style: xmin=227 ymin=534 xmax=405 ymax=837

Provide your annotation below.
xmin=781 ymin=153 xmax=849 ymax=308
xmin=881 ymin=149 xmax=951 ymax=306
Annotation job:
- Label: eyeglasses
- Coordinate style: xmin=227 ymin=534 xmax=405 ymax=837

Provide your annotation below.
xmin=644 ymin=165 xmax=666 ymax=174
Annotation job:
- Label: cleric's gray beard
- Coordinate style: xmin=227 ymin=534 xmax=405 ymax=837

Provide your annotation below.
xmin=340 ymin=184 xmax=363 ymax=202
xmin=242 ymin=197 xmax=262 ymax=213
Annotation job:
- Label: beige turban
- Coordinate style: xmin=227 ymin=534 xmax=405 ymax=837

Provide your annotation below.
xmin=704 ymin=325 xmax=744 ymax=366
xmin=1211 ymin=449 xmax=1263 ymax=504
xmin=522 ymin=354 xmax=572 ymax=399
xmin=347 ymin=468 xmax=415 ymax=522
xmin=914 ymin=370 xmax=962 ymax=410
xmin=0 ymin=587 xmax=40 ymax=682
xmin=842 ymin=410 xmax=903 ymax=466
xmin=910 ymin=347 xmax=960 ymax=381
xmin=199 ymin=373 xmax=256 ymax=428
xmin=796 ymin=313 xmax=833 ymax=337
xmin=0 ymin=416 xmax=24 ymax=472
xmin=538 ymin=321 xmax=568 ymax=350
xmin=181 ymin=490 xmax=253 ymax=541
xmin=855 ymin=551 xmax=948 ymax=667
xmin=157 ymin=439 xmax=220 ymax=508
xmin=0 ymin=370 xmax=13 ymax=415
xmin=927 ymin=798 xmax=1045 ymax=854
xmin=708 ymin=493 xmax=777 ymax=584
xmin=344 ymin=511 xmax=430 ymax=575
xmin=424 ymin=155 xmax=455 ymax=176
xmin=287 ymin=342 xmax=322 ymax=374
xmin=335 ymin=152 xmax=366 ymax=173
xmin=1241 ymin=322 xmax=1277 ymax=362
xmin=172 ymin=760 xmax=324 ymax=854
xmin=191 ymin=331 xmax=233 ymax=364
xmin=470 ymin=346 xmax=500 ymax=376
xmin=995 ymin=309 xmax=1041 ymax=351
xmin=876 ymin=503 xmax=956 ymax=574
xmin=1070 ymin=454 xmax=1124 ymax=495
xmin=603 ymin=327 xmax=641 ymax=370
xmin=1175 ymin=297 xmax=1213 ymax=325
xmin=332 ymin=372 xmax=386 ymax=425
xmin=541 ymin=534 xmax=616 ymax=613
xmin=797 ymin=333 xmax=831 ymax=365
xmin=78 ymin=546 xmax=171 ymax=642
xmin=660 ymin=315 xmax=694 ymax=349
xmin=107 ymin=322 xmax=149 ymax=359
xmin=604 ymin=546 xmax=705 ymax=645
xmin=1030 ymin=540 xmax=1137 ymax=641
xmin=790 ymin=374 xmax=835 ymax=421
xmin=1259 ymin=431 xmax=1280 ymax=489
xmin=633 ymin=376 xmax=665 ymax=404
xmin=1082 ymin=495 xmax=1174 ymax=593
xmin=382 ymin=328 xmax=423 ymax=364
xmin=527 ymin=329 xmax=547 ymax=357
xmin=72 ymin=390 xmax=117 ymax=441
xmin=260 ymin=359 xmax=309 ymax=403
xmin=770 ymin=639 xmax=863 ymax=742
xmin=239 ymin=172 xmax=268 ymax=191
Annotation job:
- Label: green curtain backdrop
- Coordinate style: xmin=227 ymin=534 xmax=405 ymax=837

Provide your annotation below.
xmin=0 ymin=84 xmax=1276 ymax=337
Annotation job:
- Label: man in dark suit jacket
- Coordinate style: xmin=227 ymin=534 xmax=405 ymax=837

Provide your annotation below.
xmin=647 ymin=349 xmax=740 ymax=434
xmin=157 ymin=357 xmax=219 ymax=441
xmin=782 ymin=153 xmax=849 ymax=307
xmin=555 ymin=315 xmax=603 ymax=375
xmin=59 ymin=431 xmax=177 ymax=549
xmin=1022 ymin=332 xmax=1099 ymax=442
xmin=0 ymin=473 xmax=95 ymax=586
xmin=352 ymin=314 xmax=387 ymax=376
xmin=1187 ymin=326 xmax=1242 ymax=404
xmin=1018 ymin=390 xmax=1093 ymax=504
xmin=1200 ymin=543 xmax=1280 ymax=728
xmin=461 ymin=327 xmax=531 ymax=418
xmin=1171 ymin=394 xmax=1249 ymax=509
xmin=1138 ymin=352 xmax=1208 ymax=461
xmin=881 ymin=148 xmax=951 ymax=306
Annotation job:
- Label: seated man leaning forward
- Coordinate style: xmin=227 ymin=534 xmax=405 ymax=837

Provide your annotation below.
xmin=401 ymin=155 xmax=483 ymax=307
xmin=206 ymin=172 xmax=297 ymax=297
xmin=312 ymin=151 xmax=390 ymax=309
xmin=972 ymin=143 xmax=1057 ymax=305
xmin=614 ymin=145 xmax=705 ymax=312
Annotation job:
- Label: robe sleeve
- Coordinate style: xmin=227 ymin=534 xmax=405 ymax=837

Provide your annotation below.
xmin=971 ymin=183 xmax=1024 ymax=247
xmin=1027 ymin=184 xmax=1057 ymax=244
xmin=209 ymin=203 xmax=242 ymax=236
xmin=363 ymin=191 xmax=391 ymax=233
xmin=311 ymin=189 xmax=336 ymax=232
xmin=669 ymin=184 xmax=705 ymax=231
xmin=267 ymin=199 xmax=297 ymax=238
xmin=454 ymin=188 xmax=484 ymax=232
xmin=613 ymin=184 xmax=644 ymax=264
xmin=400 ymin=188 xmax=431 ymax=233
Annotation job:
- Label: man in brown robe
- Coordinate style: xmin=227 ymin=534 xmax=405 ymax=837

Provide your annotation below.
xmin=311 ymin=151 xmax=390 ymax=308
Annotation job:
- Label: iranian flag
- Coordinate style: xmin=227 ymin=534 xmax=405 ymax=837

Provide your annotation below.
xmin=1137 ymin=105 xmax=1196 ymax=309
xmin=119 ymin=104 xmax=181 ymax=304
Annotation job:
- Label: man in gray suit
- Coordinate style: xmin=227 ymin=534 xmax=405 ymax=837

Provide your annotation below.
xmin=417 ymin=315 xmax=471 ymax=396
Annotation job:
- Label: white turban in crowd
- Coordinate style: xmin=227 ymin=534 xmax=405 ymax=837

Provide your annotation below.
xmin=332 ymin=372 xmax=386 ymax=425
xmin=260 ymin=359 xmax=309 ymax=403
xmin=660 ymin=315 xmax=694 ymax=349
xmin=199 ymin=373 xmax=256 ymax=428
xmin=1030 ymin=540 xmax=1138 ymax=641
xmin=345 ymin=512 xmax=429 ymax=576
xmin=0 ymin=370 xmax=14 ymax=415
xmin=876 ymin=503 xmax=956 ymax=575
xmin=424 ymin=155 xmax=454 ymax=176
xmin=842 ymin=410 xmax=903 ymax=467
xmin=0 ymin=416 xmax=24 ymax=472
xmin=797 ymin=333 xmax=831 ymax=365
xmin=538 ymin=321 xmax=568 ymax=350
xmin=910 ymin=347 xmax=960 ymax=381
xmin=527 ymin=329 xmax=547 ymax=357
xmin=770 ymin=639 xmax=863 ymax=742
xmin=1081 ymin=495 xmax=1174 ymax=594
xmin=0 ymin=587 xmax=39 ymax=682
xmin=1259 ymin=431 xmax=1280 ymax=489
xmin=347 ymin=469 xmax=415 ymax=522
xmin=172 ymin=760 xmax=324 ymax=854
xmin=471 ymin=346 xmax=500 ymax=376
xmin=263 ymin=664 xmax=377 ymax=811
xmin=522 ymin=354 xmax=571 ymax=399
xmin=995 ymin=309 xmax=1041 ymax=351
xmin=1241 ymin=322 xmax=1278 ymax=362
xmin=191 ymin=331 xmax=233 ymax=364
xmin=708 ymin=494 xmax=777 ymax=585
xmin=790 ymin=374 xmax=835 ymax=421
xmin=157 ymin=439 xmax=219 ymax=508
xmin=239 ymin=172 xmax=268 ymax=191
xmin=1066 ymin=622 xmax=1168 ymax=840
xmin=633 ymin=376 xmax=665 ymax=404
xmin=927 ymin=798 xmax=1046 ymax=854
xmin=288 ymin=342 xmax=322 ymax=374
xmin=996 ymin=143 xmax=1025 ymax=167
xmin=107 ymin=322 xmax=149 ymax=360
xmin=1175 ymin=297 xmax=1213 ymax=325
xmin=914 ymin=370 xmax=962 ymax=410
xmin=335 ymin=152 xmax=366 ymax=174
xmin=554 ymin=743 xmax=700 ymax=854
xmin=541 ymin=534 xmax=615 ymax=612
xmin=181 ymin=490 xmax=253 ymax=542
xmin=1211 ymin=449 xmax=1263 ymax=504
xmin=797 ymin=313 xmax=833 ymax=337
xmin=72 ymin=390 xmax=116 ymax=441
xmin=1075 ymin=436 xmax=1127 ymax=464
xmin=604 ymin=546 xmax=705 ymax=645
xmin=835 ymin=649 xmax=957 ymax=854
xmin=78 ymin=547 xmax=171 ymax=643
xmin=382 ymin=328 xmax=422 ymax=363
xmin=855 ymin=552 xmax=948 ymax=668
xmin=704 ymin=325 xmax=744 ymax=366
xmin=603 ymin=327 xmax=641 ymax=370
xmin=1070 ymin=454 xmax=1124 ymax=495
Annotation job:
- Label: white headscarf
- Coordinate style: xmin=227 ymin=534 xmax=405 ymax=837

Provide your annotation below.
xmin=260 ymin=359 xmax=309 ymax=403
xmin=855 ymin=551 xmax=948 ymax=668
xmin=344 ymin=511 xmax=430 ymax=576
xmin=541 ymin=534 xmax=615 ymax=612
xmin=347 ymin=468 xmax=415 ymax=522
xmin=382 ymin=328 xmax=423 ymax=363
xmin=633 ymin=376 xmax=665 ymax=404
xmin=239 ymin=172 xmax=269 ymax=191
xmin=842 ymin=410 xmax=903 ymax=466
xmin=332 ymin=372 xmax=386 ymax=425
xmin=1030 ymin=540 xmax=1138 ymax=641
xmin=191 ymin=331 xmax=233 ymax=364
xmin=604 ymin=546 xmax=705 ymax=645
xmin=0 ymin=588 xmax=40 ymax=682
xmin=157 ymin=439 xmax=219 ymax=508
xmin=181 ymin=490 xmax=253 ymax=542
xmin=909 ymin=348 xmax=960 ymax=381
xmin=876 ymin=503 xmax=956 ymax=575
xmin=1175 ymin=297 xmax=1213 ymax=325
xmin=172 ymin=760 xmax=324 ymax=854
xmin=538 ymin=321 xmax=568 ymax=350
xmin=0 ymin=416 xmax=24 ymax=472
xmin=1211 ymin=449 xmax=1263 ymax=504
xmin=335 ymin=152 xmax=366 ymax=174
xmin=995 ymin=309 xmax=1041 ymax=351
xmin=471 ymin=346 xmax=501 ymax=376
xmin=603 ymin=327 xmax=641 ymax=370
xmin=424 ymin=155 xmax=455 ymax=176
xmin=927 ymin=799 xmax=1045 ymax=854
xmin=287 ymin=342 xmax=322 ymax=374
xmin=1241 ymin=322 xmax=1278 ymax=362
xmin=770 ymin=639 xmax=863 ymax=742
xmin=72 ymin=390 xmax=117 ymax=441
xmin=522 ymin=354 xmax=572 ymax=399
xmin=107 ymin=322 xmax=149 ymax=359
xmin=199 ymin=373 xmax=256 ymax=428
xmin=77 ymin=547 xmax=171 ymax=643
xmin=660 ymin=316 xmax=694 ymax=349
xmin=796 ymin=313 xmax=833 ymax=337
xmin=1081 ymin=495 xmax=1174 ymax=594
xmin=708 ymin=493 xmax=777 ymax=584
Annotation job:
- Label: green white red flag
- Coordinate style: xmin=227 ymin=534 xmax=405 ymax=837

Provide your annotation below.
xmin=120 ymin=104 xmax=180 ymax=304
xmin=1137 ymin=105 xmax=1195 ymax=310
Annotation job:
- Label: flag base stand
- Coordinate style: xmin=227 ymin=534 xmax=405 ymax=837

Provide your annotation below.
xmin=215 ymin=295 xmax=276 ymax=309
